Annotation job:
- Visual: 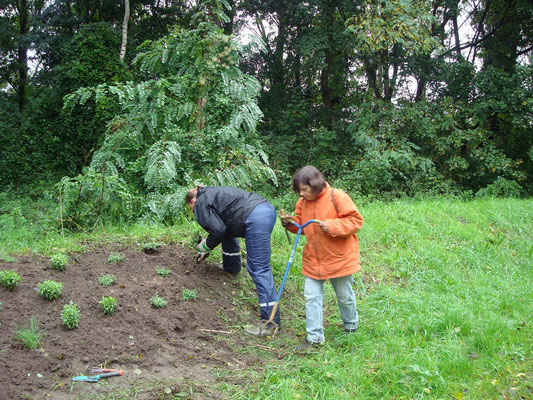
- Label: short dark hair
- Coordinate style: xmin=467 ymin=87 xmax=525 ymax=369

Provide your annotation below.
xmin=292 ymin=165 xmax=326 ymax=194
xmin=185 ymin=186 xmax=202 ymax=205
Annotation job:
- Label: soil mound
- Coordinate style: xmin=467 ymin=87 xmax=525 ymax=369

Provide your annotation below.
xmin=0 ymin=245 xmax=258 ymax=399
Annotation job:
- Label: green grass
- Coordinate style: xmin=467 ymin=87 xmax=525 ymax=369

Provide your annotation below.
xmin=12 ymin=317 xmax=45 ymax=349
xmin=223 ymin=198 xmax=532 ymax=400
xmin=0 ymin=197 xmax=531 ymax=399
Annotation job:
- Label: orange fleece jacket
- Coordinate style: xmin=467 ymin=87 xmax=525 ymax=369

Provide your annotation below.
xmin=286 ymin=183 xmax=363 ymax=280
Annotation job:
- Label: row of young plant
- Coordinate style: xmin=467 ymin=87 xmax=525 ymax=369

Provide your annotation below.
xmin=0 ymin=251 xmax=197 ymax=349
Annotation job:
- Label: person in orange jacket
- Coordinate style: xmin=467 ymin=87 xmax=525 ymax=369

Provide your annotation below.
xmin=281 ymin=165 xmax=363 ymax=352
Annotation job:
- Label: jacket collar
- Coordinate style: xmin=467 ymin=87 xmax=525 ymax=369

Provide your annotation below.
xmin=314 ymin=183 xmax=330 ymax=200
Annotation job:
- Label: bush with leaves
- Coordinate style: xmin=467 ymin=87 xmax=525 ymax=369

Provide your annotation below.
xmin=50 ymin=253 xmax=69 ymax=271
xmin=155 ymin=267 xmax=171 ymax=277
xmin=61 ymin=302 xmax=81 ymax=329
xmin=0 ymin=270 xmax=22 ymax=291
xmin=38 ymin=280 xmax=63 ymax=301
xmin=62 ymin=15 xmax=277 ymax=225
xmin=107 ymin=252 xmax=125 ymax=263
xmin=476 ymin=177 xmax=523 ymax=198
xmin=98 ymin=273 xmax=117 ymax=286
xmin=181 ymin=288 xmax=197 ymax=301
xmin=99 ymin=296 xmax=118 ymax=315
xmin=149 ymin=293 xmax=168 ymax=308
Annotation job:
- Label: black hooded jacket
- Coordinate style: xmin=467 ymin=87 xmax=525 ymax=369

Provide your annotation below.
xmin=193 ymin=186 xmax=267 ymax=249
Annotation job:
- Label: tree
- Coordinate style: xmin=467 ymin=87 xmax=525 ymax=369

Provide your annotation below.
xmin=0 ymin=0 xmax=43 ymax=112
xmin=120 ymin=0 xmax=130 ymax=60
xmin=61 ymin=18 xmax=276 ymax=223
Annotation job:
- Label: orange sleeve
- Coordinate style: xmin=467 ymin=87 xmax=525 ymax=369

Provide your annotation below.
xmin=325 ymin=191 xmax=363 ymax=237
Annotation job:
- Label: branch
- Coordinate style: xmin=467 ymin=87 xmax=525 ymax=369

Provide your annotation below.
xmin=517 ymin=46 xmax=533 ymax=57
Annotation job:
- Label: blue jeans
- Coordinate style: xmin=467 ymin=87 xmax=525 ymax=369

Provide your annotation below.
xmin=245 ymin=202 xmax=279 ymax=323
xmin=219 ymin=202 xmax=279 ymax=324
xmin=304 ymin=275 xmax=359 ymax=343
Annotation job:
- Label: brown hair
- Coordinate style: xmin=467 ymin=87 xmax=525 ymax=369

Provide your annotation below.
xmin=292 ymin=165 xmax=326 ymax=194
xmin=185 ymin=185 xmax=203 ymax=205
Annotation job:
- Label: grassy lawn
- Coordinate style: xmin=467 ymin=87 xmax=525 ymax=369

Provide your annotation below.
xmin=1 ymin=197 xmax=531 ymax=399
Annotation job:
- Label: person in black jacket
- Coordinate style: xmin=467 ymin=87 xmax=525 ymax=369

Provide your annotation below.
xmin=185 ymin=186 xmax=279 ymax=336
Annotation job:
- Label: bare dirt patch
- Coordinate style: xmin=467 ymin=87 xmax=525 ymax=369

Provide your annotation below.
xmin=0 ymin=245 xmax=262 ymax=399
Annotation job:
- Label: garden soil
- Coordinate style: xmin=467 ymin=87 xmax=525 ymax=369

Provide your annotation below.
xmin=0 ymin=245 xmax=265 ymax=400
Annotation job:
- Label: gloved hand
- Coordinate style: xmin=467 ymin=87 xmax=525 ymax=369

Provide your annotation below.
xmin=196 ymin=238 xmax=210 ymax=263
xmin=196 ymin=237 xmax=210 ymax=253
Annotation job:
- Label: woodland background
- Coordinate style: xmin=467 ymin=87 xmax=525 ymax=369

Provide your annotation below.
xmin=0 ymin=0 xmax=531 ymax=226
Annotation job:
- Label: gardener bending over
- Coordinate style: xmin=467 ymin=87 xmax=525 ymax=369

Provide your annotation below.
xmin=185 ymin=185 xmax=279 ymax=336
xmin=280 ymin=166 xmax=363 ymax=352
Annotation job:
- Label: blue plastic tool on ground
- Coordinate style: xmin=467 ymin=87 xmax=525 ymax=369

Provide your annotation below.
xmin=72 ymin=370 xmax=123 ymax=382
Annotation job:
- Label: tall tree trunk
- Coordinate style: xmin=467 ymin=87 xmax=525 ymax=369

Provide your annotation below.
xmin=17 ymin=0 xmax=28 ymax=112
xmin=320 ymin=52 xmax=333 ymax=112
xmin=223 ymin=0 xmax=235 ymax=35
xmin=452 ymin=15 xmax=463 ymax=61
xmin=120 ymin=0 xmax=130 ymax=61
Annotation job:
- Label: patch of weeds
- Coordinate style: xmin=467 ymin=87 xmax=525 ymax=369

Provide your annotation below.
xmin=142 ymin=242 xmax=161 ymax=254
xmin=99 ymin=296 xmax=118 ymax=315
xmin=150 ymin=293 xmax=168 ymax=308
xmin=0 ymin=254 xmax=17 ymax=263
xmin=107 ymin=252 xmax=125 ymax=263
xmin=181 ymin=288 xmax=197 ymax=301
xmin=155 ymin=266 xmax=172 ymax=277
xmin=61 ymin=302 xmax=81 ymax=329
xmin=0 ymin=269 xmax=22 ymax=291
xmin=98 ymin=273 xmax=117 ymax=286
xmin=12 ymin=317 xmax=45 ymax=349
xmin=38 ymin=280 xmax=63 ymax=301
xmin=50 ymin=253 xmax=69 ymax=271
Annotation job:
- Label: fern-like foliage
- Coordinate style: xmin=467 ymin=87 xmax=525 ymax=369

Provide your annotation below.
xmin=62 ymin=16 xmax=277 ymax=223
xmin=145 ymin=140 xmax=182 ymax=189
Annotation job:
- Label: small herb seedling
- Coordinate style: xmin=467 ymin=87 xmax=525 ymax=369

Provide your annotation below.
xmin=155 ymin=267 xmax=171 ymax=277
xmin=98 ymin=273 xmax=117 ymax=286
xmin=107 ymin=252 xmax=125 ymax=263
xmin=38 ymin=280 xmax=63 ymax=301
xmin=149 ymin=293 xmax=168 ymax=308
xmin=61 ymin=302 xmax=80 ymax=329
xmin=0 ymin=270 xmax=22 ymax=291
xmin=99 ymin=296 xmax=118 ymax=315
xmin=181 ymin=288 xmax=197 ymax=301
xmin=50 ymin=253 xmax=68 ymax=271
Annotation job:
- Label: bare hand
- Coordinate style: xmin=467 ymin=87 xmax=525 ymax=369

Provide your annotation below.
xmin=280 ymin=209 xmax=295 ymax=227
xmin=280 ymin=215 xmax=295 ymax=227
xmin=318 ymin=220 xmax=329 ymax=233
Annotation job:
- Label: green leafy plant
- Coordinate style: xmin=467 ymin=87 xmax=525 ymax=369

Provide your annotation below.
xmin=0 ymin=269 xmax=22 ymax=291
xmin=50 ymin=253 xmax=69 ymax=271
xmin=62 ymin=19 xmax=277 ymax=225
xmin=181 ymin=288 xmax=197 ymax=301
xmin=155 ymin=267 xmax=171 ymax=277
xmin=107 ymin=252 xmax=125 ymax=263
xmin=61 ymin=302 xmax=81 ymax=329
xmin=38 ymin=280 xmax=63 ymax=301
xmin=149 ymin=293 xmax=168 ymax=308
xmin=12 ymin=317 xmax=45 ymax=349
xmin=99 ymin=296 xmax=118 ymax=315
xmin=98 ymin=273 xmax=117 ymax=286
xmin=0 ymin=254 xmax=17 ymax=263
xmin=142 ymin=242 xmax=161 ymax=252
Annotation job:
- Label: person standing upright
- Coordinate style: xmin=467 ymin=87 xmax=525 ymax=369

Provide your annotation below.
xmin=280 ymin=166 xmax=363 ymax=351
